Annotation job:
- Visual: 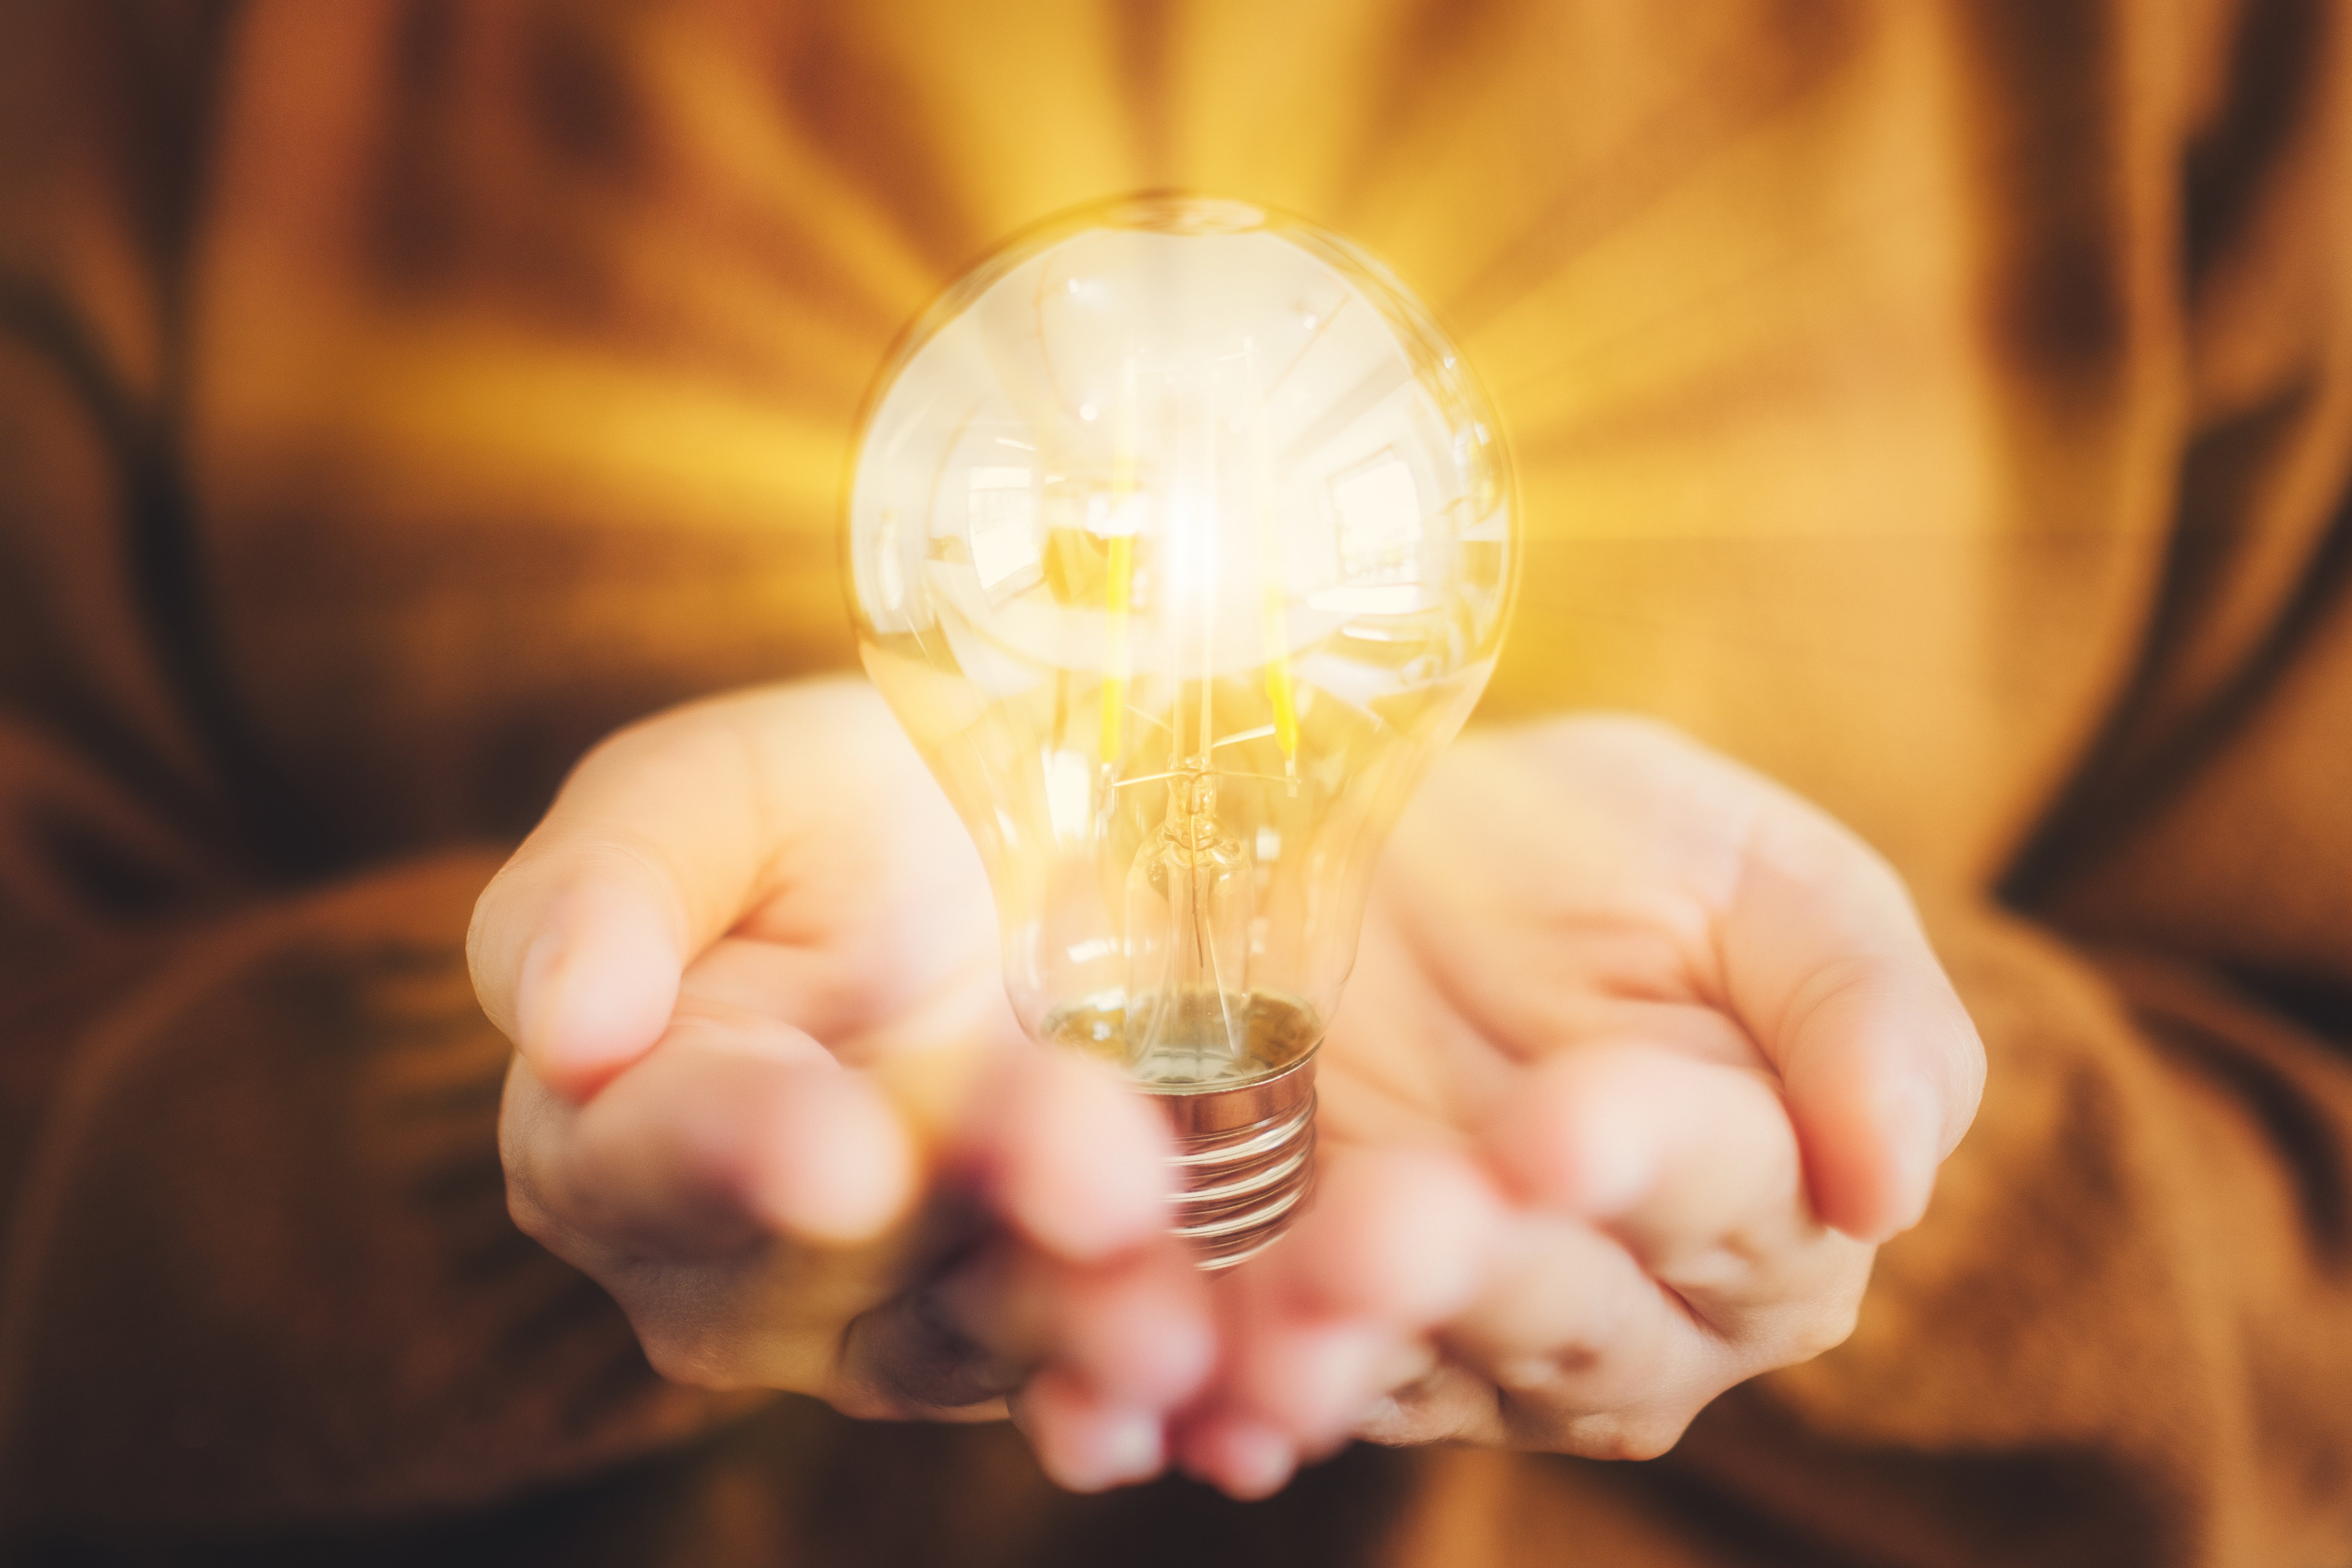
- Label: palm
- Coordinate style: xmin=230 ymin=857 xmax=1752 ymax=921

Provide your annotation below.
xmin=1319 ymin=718 xmax=1774 ymax=1159
xmin=667 ymin=692 xmax=1015 ymax=1067
xmin=1172 ymin=717 xmax=1977 ymax=1476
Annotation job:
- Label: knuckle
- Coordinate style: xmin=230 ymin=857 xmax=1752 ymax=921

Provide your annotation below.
xmin=497 ymin=1077 xmax=586 ymax=1245
xmin=635 ymin=1318 xmax=743 ymax=1390
xmin=1542 ymin=710 xmax=1690 ymax=761
xmin=1485 ymin=1339 xmax=1604 ymax=1398
xmin=576 ymin=708 xmax=678 ymax=775
xmin=1363 ymin=1370 xmax=1496 ymax=1448
xmin=636 ymin=1331 xmax=700 ymax=1386
xmin=503 ymin=1179 xmax=557 ymax=1243
xmin=1575 ymin=1411 xmax=1691 ymax=1462
xmin=463 ymin=878 xmax=505 ymax=989
xmin=1616 ymin=1416 xmax=1692 ymax=1461
xmin=1788 ymin=1298 xmax=1863 ymax=1362
xmin=825 ymin=1384 xmax=908 ymax=1422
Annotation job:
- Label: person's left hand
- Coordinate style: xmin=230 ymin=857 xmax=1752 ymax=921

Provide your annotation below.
xmin=1170 ymin=716 xmax=1986 ymax=1496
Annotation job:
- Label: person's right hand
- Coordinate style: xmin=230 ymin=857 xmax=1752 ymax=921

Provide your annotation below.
xmin=468 ymin=679 xmax=1213 ymax=1491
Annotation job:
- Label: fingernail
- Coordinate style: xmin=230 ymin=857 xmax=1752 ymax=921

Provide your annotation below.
xmin=1006 ymin=1055 xmax=1165 ymax=1262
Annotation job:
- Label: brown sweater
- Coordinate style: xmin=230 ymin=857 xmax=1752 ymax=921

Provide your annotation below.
xmin=3 ymin=1 xmax=2350 ymax=1563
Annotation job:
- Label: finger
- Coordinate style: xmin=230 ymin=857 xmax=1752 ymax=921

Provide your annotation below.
xmin=548 ymin=1009 xmax=917 ymax=1257
xmin=1486 ymin=1045 xmax=1809 ymax=1285
xmin=1719 ymin=809 xmax=1986 ymax=1241
xmin=1054 ymin=1250 xmax=1217 ymax=1408
xmin=1423 ymin=1213 xmax=1746 ymax=1460
xmin=678 ymin=934 xmax=882 ymax=1047
xmin=474 ymin=842 xmax=688 ymax=1101
xmin=1269 ymin=1148 xmax=1505 ymax=1324
xmin=835 ymin=1281 xmax=1023 ymax=1418
xmin=467 ymin=680 xmax=916 ymax=1098
xmin=962 ymin=1047 xmax=1179 ymax=1264
xmin=1440 ymin=1213 xmax=1670 ymax=1397
xmin=682 ymin=931 xmax=1027 ymax=1075
xmin=1214 ymin=1312 xmax=1393 ymax=1455
xmin=1199 ymin=1150 xmax=1504 ymax=1451
xmin=1012 ymin=1368 xmax=1168 ymax=1493
xmin=937 ymin=1239 xmax=1216 ymax=1410
xmin=468 ymin=704 xmax=779 ymax=1098
xmin=1355 ymin=1354 xmax=1511 ymax=1448
xmin=1174 ymin=1411 xmax=1298 ymax=1501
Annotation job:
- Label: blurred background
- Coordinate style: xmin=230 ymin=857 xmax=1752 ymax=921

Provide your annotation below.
xmin=3 ymin=2 xmax=2348 ymax=1564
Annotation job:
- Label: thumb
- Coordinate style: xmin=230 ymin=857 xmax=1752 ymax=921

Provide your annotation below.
xmin=472 ymin=839 xmax=688 ymax=1100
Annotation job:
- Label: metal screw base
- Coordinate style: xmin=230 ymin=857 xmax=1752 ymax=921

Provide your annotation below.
xmin=1147 ymin=1052 xmax=1318 ymax=1269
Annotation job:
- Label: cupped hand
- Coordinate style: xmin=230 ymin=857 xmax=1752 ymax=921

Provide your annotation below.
xmin=468 ymin=680 xmax=1213 ymax=1491
xmin=1175 ymin=716 xmax=1985 ymax=1496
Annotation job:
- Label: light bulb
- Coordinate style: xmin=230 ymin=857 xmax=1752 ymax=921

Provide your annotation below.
xmin=846 ymin=195 xmax=1517 ymax=1266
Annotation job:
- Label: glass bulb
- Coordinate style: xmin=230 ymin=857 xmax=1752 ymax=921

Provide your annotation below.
xmin=846 ymin=195 xmax=1517 ymax=1266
